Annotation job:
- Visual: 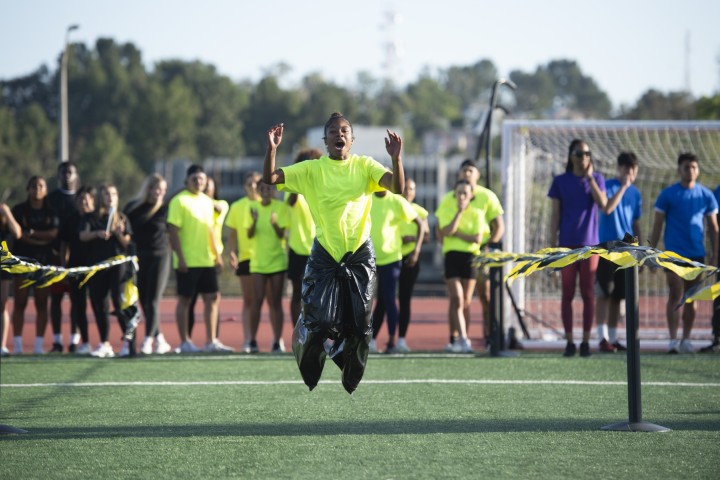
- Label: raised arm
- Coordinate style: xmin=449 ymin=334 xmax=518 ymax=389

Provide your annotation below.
xmin=263 ymin=124 xmax=286 ymax=185
xmin=379 ymin=129 xmax=405 ymax=194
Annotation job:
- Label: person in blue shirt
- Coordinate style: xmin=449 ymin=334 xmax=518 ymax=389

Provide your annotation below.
xmin=649 ymin=153 xmax=719 ymax=354
xmin=700 ymin=184 xmax=720 ymax=353
xmin=595 ymin=152 xmax=642 ymax=353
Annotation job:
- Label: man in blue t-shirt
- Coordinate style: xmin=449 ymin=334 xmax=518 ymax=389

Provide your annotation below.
xmin=595 ymin=152 xmax=642 ymax=353
xmin=700 ymin=185 xmax=720 ymax=353
xmin=649 ymin=153 xmax=719 ymax=354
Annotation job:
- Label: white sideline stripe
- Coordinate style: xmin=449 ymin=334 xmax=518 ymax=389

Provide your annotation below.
xmin=3 ymin=379 xmax=720 ymax=388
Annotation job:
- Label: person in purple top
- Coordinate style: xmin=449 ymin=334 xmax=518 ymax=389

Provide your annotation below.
xmin=700 ymin=184 xmax=720 ymax=354
xmin=650 ymin=153 xmax=719 ymax=354
xmin=548 ymin=139 xmax=607 ymax=357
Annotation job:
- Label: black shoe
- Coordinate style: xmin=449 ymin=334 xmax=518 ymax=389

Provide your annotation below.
xmin=563 ymin=341 xmax=576 ymax=357
xmin=50 ymin=343 xmax=63 ymax=353
xmin=699 ymin=339 xmax=720 ymax=354
xmin=68 ymin=343 xmax=77 ymax=353
xmin=579 ymin=341 xmax=591 ymax=357
xmin=612 ymin=341 xmax=627 ymax=352
xmin=249 ymin=339 xmax=259 ymax=354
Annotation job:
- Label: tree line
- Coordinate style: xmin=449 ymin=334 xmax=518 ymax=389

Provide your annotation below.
xmin=1 ymin=37 xmax=718 ymax=205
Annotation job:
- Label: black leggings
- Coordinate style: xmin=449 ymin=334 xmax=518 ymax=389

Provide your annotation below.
xmin=398 ymin=255 xmax=421 ymax=338
xmin=137 ymin=250 xmax=170 ymax=338
xmin=88 ymin=267 xmax=126 ymax=343
xmin=70 ymin=278 xmax=89 ymax=343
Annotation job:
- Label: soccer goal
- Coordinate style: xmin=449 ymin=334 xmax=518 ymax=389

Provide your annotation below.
xmin=500 ymin=120 xmax=720 ymax=340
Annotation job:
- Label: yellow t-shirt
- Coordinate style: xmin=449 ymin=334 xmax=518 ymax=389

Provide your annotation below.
xmin=278 ymin=154 xmax=389 ymax=262
xmin=243 ymin=199 xmax=289 ymax=274
xmin=225 ymin=197 xmax=258 ymax=262
xmin=438 ymin=185 xmax=504 ymax=246
xmin=167 ymin=190 xmax=216 ymax=268
xmin=399 ymin=202 xmax=429 ymax=257
xmin=435 ymin=202 xmax=486 ymax=255
xmin=370 ymin=193 xmax=418 ymax=266
xmin=285 ymin=192 xmax=316 ymax=256
xmin=212 ymin=199 xmax=229 ymax=256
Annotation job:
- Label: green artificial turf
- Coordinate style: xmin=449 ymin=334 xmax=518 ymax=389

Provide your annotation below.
xmin=1 ymin=353 xmax=718 ymax=479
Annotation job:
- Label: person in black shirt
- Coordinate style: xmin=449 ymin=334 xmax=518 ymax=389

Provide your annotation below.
xmin=60 ymin=186 xmax=96 ymax=355
xmin=11 ymin=176 xmax=59 ymax=354
xmin=47 ymin=161 xmax=80 ymax=352
xmin=79 ymin=183 xmax=133 ymax=358
xmin=123 ymin=174 xmax=172 ymax=355
xmin=1 ymin=202 xmax=22 ymax=356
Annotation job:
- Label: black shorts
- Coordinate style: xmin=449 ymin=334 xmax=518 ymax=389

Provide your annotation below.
xmin=176 ymin=267 xmax=219 ymax=297
xmin=0 ymin=270 xmax=11 ymax=281
xmin=288 ymin=249 xmax=309 ymax=281
xmin=444 ymin=251 xmax=478 ymax=280
xmin=235 ymin=260 xmax=251 ymax=277
xmin=595 ymin=257 xmax=625 ymax=300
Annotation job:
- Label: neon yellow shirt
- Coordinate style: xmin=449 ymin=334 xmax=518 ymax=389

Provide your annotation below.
xmin=167 ymin=190 xmax=216 ymax=268
xmin=284 ymin=192 xmax=316 ymax=256
xmin=212 ymin=199 xmax=228 ymax=256
xmin=243 ymin=199 xmax=289 ymax=274
xmin=438 ymin=185 xmax=503 ymax=246
xmin=370 ymin=193 xmax=418 ymax=266
xmin=435 ymin=202 xmax=486 ymax=255
xmin=226 ymin=197 xmax=258 ymax=262
xmin=399 ymin=202 xmax=429 ymax=257
xmin=278 ymin=154 xmax=389 ymax=262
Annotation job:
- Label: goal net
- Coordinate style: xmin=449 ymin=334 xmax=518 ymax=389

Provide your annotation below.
xmin=500 ymin=120 xmax=720 ymax=341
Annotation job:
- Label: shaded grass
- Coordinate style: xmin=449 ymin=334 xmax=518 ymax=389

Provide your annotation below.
xmin=1 ymin=353 xmax=719 ymax=479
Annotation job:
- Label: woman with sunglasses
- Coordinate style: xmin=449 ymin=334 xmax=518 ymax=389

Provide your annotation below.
xmin=548 ymin=139 xmax=607 ymax=357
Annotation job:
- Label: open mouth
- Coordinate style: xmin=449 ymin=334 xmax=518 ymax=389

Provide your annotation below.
xmin=333 ymin=140 xmax=346 ymax=150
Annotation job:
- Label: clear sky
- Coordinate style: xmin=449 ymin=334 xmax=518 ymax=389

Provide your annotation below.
xmin=1 ymin=0 xmax=719 ymax=110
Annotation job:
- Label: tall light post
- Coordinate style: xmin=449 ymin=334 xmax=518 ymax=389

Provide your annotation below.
xmin=59 ymin=24 xmax=79 ymax=162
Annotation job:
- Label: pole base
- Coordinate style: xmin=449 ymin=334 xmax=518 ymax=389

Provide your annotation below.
xmin=601 ymin=421 xmax=670 ymax=432
xmin=0 ymin=424 xmax=28 ymax=435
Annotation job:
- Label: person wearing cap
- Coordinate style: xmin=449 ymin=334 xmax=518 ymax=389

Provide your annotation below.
xmin=167 ymin=165 xmax=233 ymax=354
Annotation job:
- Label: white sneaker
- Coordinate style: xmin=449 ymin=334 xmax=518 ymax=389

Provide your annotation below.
xmin=204 ymin=340 xmax=234 ymax=353
xmin=1 ymin=346 xmax=9 ymax=357
xmin=368 ymin=339 xmax=378 ymax=353
xmin=92 ymin=342 xmax=115 ymax=358
xmin=119 ymin=341 xmax=133 ymax=358
xmin=668 ymin=339 xmax=680 ymax=354
xmin=240 ymin=341 xmax=252 ymax=354
xmin=180 ymin=340 xmax=201 ymax=353
xmin=444 ymin=342 xmax=456 ymax=353
xmin=271 ymin=339 xmax=285 ymax=353
xmin=154 ymin=334 xmax=172 ymax=354
xmin=33 ymin=338 xmax=45 ymax=355
xmin=75 ymin=343 xmax=91 ymax=355
xmin=395 ymin=338 xmax=411 ymax=353
xmin=459 ymin=337 xmax=473 ymax=353
xmin=679 ymin=339 xmax=695 ymax=354
xmin=141 ymin=337 xmax=154 ymax=355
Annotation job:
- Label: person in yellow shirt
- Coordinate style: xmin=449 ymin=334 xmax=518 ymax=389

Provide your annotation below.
xmin=437 ymin=159 xmax=504 ymax=349
xmin=285 ymin=148 xmax=322 ymax=327
xmin=246 ymin=181 xmax=289 ymax=353
xmin=369 ymin=190 xmax=421 ymax=354
xmin=397 ymin=179 xmax=429 ymax=352
xmin=187 ymin=175 xmax=228 ymax=339
xmin=435 ymin=179 xmax=486 ymax=353
xmin=263 ymin=112 xmax=405 ymax=394
xmin=167 ymin=165 xmax=233 ymax=354
xmin=226 ymin=172 xmax=261 ymax=353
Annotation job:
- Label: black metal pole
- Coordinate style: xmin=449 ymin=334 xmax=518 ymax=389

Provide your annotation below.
xmin=601 ymin=265 xmax=669 ymax=432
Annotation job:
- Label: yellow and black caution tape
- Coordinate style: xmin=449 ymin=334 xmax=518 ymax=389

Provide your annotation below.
xmin=0 ymin=241 xmax=138 ymax=290
xmin=475 ymin=240 xmax=720 ymax=304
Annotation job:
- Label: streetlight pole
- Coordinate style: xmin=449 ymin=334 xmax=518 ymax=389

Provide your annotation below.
xmin=59 ymin=24 xmax=79 ymax=162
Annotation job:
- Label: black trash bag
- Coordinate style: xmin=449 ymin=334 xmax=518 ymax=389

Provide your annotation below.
xmin=292 ymin=239 xmax=376 ymax=394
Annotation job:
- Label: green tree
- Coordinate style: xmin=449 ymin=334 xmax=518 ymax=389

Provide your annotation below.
xmin=541 ymin=59 xmax=612 ymax=117
xmin=405 ymin=73 xmax=462 ymax=138
xmin=75 ymin=123 xmax=144 ymax=200
xmin=618 ymin=89 xmax=695 ymax=119
xmin=694 ymin=93 xmax=720 ymax=120
xmin=509 ymin=67 xmax=555 ymax=116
